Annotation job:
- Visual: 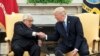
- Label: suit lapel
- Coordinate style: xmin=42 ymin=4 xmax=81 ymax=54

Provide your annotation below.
xmin=67 ymin=16 xmax=71 ymax=33
xmin=57 ymin=16 xmax=71 ymax=36
xmin=61 ymin=23 xmax=66 ymax=33
xmin=58 ymin=22 xmax=66 ymax=35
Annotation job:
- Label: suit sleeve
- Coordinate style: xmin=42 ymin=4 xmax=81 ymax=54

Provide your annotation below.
xmin=14 ymin=23 xmax=34 ymax=39
xmin=47 ymin=25 xmax=60 ymax=41
xmin=74 ymin=17 xmax=84 ymax=49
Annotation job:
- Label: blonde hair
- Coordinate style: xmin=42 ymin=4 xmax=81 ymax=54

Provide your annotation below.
xmin=53 ymin=7 xmax=66 ymax=14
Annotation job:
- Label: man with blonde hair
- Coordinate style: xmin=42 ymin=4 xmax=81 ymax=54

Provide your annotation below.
xmin=38 ymin=7 xmax=89 ymax=56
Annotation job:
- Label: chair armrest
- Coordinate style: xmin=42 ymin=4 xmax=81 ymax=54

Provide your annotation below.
xmin=5 ymin=37 xmax=11 ymax=42
xmin=92 ymin=38 xmax=100 ymax=53
xmin=5 ymin=37 xmax=12 ymax=53
xmin=94 ymin=37 xmax=100 ymax=41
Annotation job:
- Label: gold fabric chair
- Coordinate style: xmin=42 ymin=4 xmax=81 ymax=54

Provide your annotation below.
xmin=66 ymin=13 xmax=100 ymax=56
xmin=5 ymin=13 xmax=23 ymax=41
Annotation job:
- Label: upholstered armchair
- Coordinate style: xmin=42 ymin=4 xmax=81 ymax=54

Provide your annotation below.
xmin=66 ymin=13 xmax=100 ymax=56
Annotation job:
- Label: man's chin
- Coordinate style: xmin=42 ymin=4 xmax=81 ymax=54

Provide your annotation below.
xmin=27 ymin=25 xmax=32 ymax=28
xmin=58 ymin=21 xmax=63 ymax=22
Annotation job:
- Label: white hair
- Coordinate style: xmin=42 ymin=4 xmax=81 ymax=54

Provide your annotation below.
xmin=53 ymin=7 xmax=66 ymax=14
xmin=23 ymin=14 xmax=33 ymax=20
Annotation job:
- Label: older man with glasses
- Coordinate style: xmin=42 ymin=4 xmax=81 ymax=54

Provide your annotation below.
xmin=11 ymin=14 xmax=43 ymax=56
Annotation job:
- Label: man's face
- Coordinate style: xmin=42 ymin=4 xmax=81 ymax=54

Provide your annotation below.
xmin=54 ymin=12 xmax=65 ymax=22
xmin=24 ymin=17 xmax=33 ymax=28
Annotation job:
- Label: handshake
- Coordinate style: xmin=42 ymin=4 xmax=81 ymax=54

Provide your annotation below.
xmin=36 ymin=32 xmax=47 ymax=39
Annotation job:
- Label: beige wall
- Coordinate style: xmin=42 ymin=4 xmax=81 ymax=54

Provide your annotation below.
xmin=18 ymin=3 xmax=82 ymax=25
xmin=15 ymin=0 xmax=83 ymax=25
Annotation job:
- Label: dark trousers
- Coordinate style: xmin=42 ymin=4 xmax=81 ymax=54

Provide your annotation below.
xmin=55 ymin=44 xmax=73 ymax=56
xmin=55 ymin=40 xmax=89 ymax=56
xmin=55 ymin=49 xmax=89 ymax=56
xmin=11 ymin=42 xmax=40 ymax=56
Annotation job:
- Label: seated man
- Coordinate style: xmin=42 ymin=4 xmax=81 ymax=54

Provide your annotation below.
xmin=11 ymin=14 xmax=42 ymax=56
xmin=38 ymin=7 xmax=89 ymax=56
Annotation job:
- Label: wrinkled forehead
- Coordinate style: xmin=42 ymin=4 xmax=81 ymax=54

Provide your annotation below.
xmin=26 ymin=18 xmax=33 ymax=20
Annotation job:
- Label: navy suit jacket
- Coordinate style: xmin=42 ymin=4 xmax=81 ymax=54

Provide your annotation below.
xmin=47 ymin=16 xmax=85 ymax=49
xmin=11 ymin=21 xmax=39 ymax=47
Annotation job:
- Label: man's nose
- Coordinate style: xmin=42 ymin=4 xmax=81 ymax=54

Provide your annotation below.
xmin=31 ymin=22 xmax=33 ymax=24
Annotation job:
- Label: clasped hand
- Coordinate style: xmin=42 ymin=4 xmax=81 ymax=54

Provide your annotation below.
xmin=36 ymin=32 xmax=46 ymax=39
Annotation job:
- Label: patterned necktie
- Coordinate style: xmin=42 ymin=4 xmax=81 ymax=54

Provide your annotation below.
xmin=63 ymin=21 xmax=67 ymax=32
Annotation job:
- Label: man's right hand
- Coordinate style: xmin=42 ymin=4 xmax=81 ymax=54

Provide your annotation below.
xmin=36 ymin=32 xmax=46 ymax=39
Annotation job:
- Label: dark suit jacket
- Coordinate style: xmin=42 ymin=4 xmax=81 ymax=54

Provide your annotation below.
xmin=11 ymin=21 xmax=39 ymax=47
xmin=48 ymin=16 xmax=85 ymax=50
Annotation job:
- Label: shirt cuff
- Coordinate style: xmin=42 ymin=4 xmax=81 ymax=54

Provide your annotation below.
xmin=45 ymin=35 xmax=48 ymax=40
xmin=32 ymin=32 xmax=37 ymax=36
xmin=74 ymin=48 xmax=78 ymax=52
